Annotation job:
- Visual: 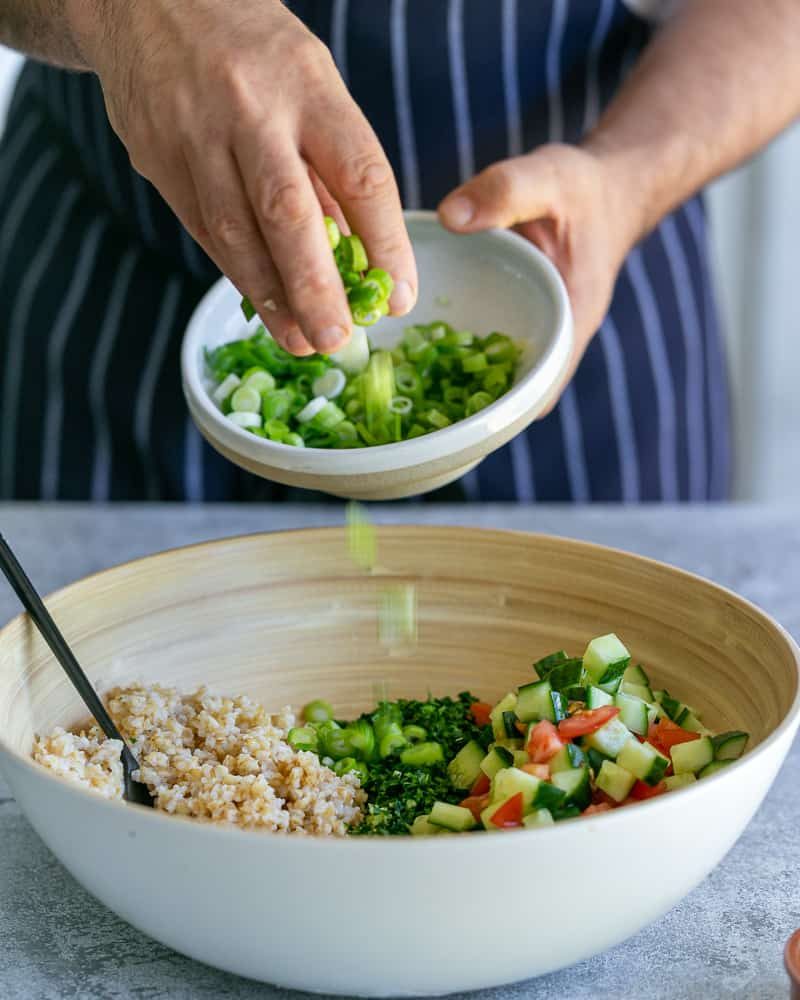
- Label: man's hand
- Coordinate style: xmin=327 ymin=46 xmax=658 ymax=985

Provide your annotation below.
xmin=438 ymin=144 xmax=636 ymax=406
xmin=67 ymin=0 xmax=417 ymax=355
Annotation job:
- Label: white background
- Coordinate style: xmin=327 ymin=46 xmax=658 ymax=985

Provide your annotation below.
xmin=1 ymin=46 xmax=797 ymax=501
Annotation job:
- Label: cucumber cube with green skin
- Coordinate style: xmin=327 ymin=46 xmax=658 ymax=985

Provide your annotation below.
xmin=675 ymin=708 xmax=710 ymax=735
xmin=532 ymin=650 xmax=569 ymax=679
xmin=531 ymin=780 xmax=567 ymax=811
xmin=549 ymin=742 xmax=586 ymax=774
xmin=490 ymin=692 xmax=518 ymax=740
xmin=516 ymin=679 xmax=565 ymax=723
xmin=671 ymin=735 xmax=714 ymax=774
xmin=598 ymin=675 xmax=624 ymax=696
xmin=699 ymin=759 xmax=733 ymax=779
xmin=480 ymin=795 xmax=524 ymax=831
xmin=623 ymin=663 xmax=651 ymax=687
xmin=545 ymin=658 xmax=584 ymax=692
xmin=586 ymin=747 xmax=611 ymax=774
xmin=657 ymin=690 xmax=683 ymax=721
xmin=616 ymin=739 xmax=670 ymax=785
xmin=621 ymin=680 xmax=654 ymax=703
xmin=583 ymin=633 xmax=631 ymax=686
xmin=550 ymin=765 xmax=592 ymax=809
xmin=583 ymin=716 xmax=632 ymax=759
xmin=596 ymin=760 xmax=636 ymax=802
xmin=511 ymin=749 xmax=530 ymax=768
xmin=562 ymin=685 xmax=587 ymax=703
xmin=523 ymin=809 xmax=554 ymax=828
xmin=409 ymin=815 xmax=448 ymax=836
xmin=712 ymin=730 xmax=749 ymax=761
xmin=428 ymin=801 xmax=477 ymax=832
xmin=480 ymin=746 xmax=514 ymax=779
xmin=614 ymin=691 xmax=649 ymax=736
xmin=492 ymin=767 xmax=541 ymax=809
xmin=502 ymin=710 xmax=520 ymax=739
xmin=585 ymin=685 xmax=614 ymax=709
xmin=664 ymin=772 xmax=697 ymax=792
xmin=447 ymin=740 xmax=485 ymax=790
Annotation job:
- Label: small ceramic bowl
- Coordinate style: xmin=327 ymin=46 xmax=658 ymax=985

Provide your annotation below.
xmin=181 ymin=211 xmax=572 ymax=500
xmin=0 ymin=528 xmax=798 ymax=996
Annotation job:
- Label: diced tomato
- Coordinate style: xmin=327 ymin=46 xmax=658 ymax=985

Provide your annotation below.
xmin=489 ymin=792 xmax=523 ymax=828
xmin=470 ymin=772 xmax=491 ymax=796
xmin=470 ymin=702 xmax=493 ymax=727
xmin=521 ymin=762 xmax=550 ymax=780
xmin=630 ymin=779 xmax=667 ymax=800
xmin=459 ymin=794 xmax=490 ymax=822
xmin=582 ymin=802 xmax=613 ymax=816
xmin=648 ymin=718 xmax=701 ymax=753
xmin=558 ymin=706 xmax=620 ymax=740
xmin=525 ymin=720 xmax=565 ymax=763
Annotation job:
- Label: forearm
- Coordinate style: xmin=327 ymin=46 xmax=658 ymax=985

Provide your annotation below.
xmin=0 ymin=0 xmax=90 ymax=69
xmin=586 ymin=0 xmax=800 ymax=244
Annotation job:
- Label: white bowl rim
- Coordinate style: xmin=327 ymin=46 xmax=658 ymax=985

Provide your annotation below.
xmin=2 ymin=526 xmax=798 ymax=852
xmin=180 ymin=210 xmax=574 ymax=476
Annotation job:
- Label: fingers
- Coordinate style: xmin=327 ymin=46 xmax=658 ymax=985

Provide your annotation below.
xmin=235 ymin=123 xmax=352 ymax=354
xmin=305 ymin=99 xmax=417 ymax=316
xmin=438 ymin=154 xmax=559 ymax=233
xmin=187 ymin=145 xmax=314 ymax=354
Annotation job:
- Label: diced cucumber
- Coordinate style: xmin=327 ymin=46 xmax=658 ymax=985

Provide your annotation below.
xmin=563 ymin=685 xmax=587 ymax=704
xmin=549 ymin=742 xmax=586 ymax=774
xmin=598 ymin=675 xmax=624 ymax=696
xmin=480 ymin=795 xmax=523 ymax=831
xmin=616 ymin=739 xmax=669 ymax=785
xmin=699 ymin=760 xmax=733 ymax=779
xmin=675 ymin=706 xmax=708 ymax=734
xmin=516 ymin=679 xmax=565 ymax=724
xmin=584 ymin=717 xmax=632 ymax=759
xmin=585 ymin=685 xmax=614 ymax=709
xmin=655 ymin=689 xmax=682 ymax=721
xmin=546 ymin=658 xmax=584 ymax=692
xmin=447 ymin=740 xmax=485 ymax=790
xmin=663 ymin=773 xmax=697 ymax=792
xmin=531 ymin=780 xmax=567 ymax=811
xmin=490 ymin=692 xmax=518 ymax=740
xmin=583 ymin=633 xmax=631 ymax=686
xmin=522 ymin=809 xmax=554 ymax=828
xmin=671 ymin=736 xmax=714 ymax=774
xmin=614 ymin=691 xmax=649 ymax=736
xmin=429 ymin=801 xmax=477 ymax=832
xmin=550 ymin=765 xmax=592 ymax=809
xmin=586 ymin=747 xmax=612 ymax=774
xmin=623 ymin=663 xmax=651 ymax=687
xmin=493 ymin=738 xmax=524 ymax=751
xmin=480 ymin=745 xmax=515 ymax=779
xmin=532 ymin=650 xmax=568 ymax=679
xmin=621 ymin=680 xmax=654 ymax=703
xmin=712 ymin=730 xmax=749 ymax=761
xmin=492 ymin=767 xmax=540 ymax=809
xmin=512 ymin=749 xmax=530 ymax=768
xmin=551 ymin=804 xmax=582 ymax=821
xmin=502 ymin=710 xmax=520 ymax=739
xmin=409 ymin=815 xmax=447 ymax=836
xmin=596 ymin=760 xmax=636 ymax=802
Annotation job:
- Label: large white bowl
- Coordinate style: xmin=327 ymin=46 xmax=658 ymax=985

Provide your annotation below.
xmin=1 ymin=528 xmax=798 ymax=996
xmin=181 ymin=211 xmax=572 ymax=499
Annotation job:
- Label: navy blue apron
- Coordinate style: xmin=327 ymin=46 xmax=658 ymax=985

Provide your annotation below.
xmin=0 ymin=0 xmax=730 ymax=502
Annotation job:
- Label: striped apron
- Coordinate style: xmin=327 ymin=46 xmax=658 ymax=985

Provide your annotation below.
xmin=0 ymin=0 xmax=730 ymax=502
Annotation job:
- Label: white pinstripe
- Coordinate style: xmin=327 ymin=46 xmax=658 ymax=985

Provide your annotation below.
xmin=447 ymin=0 xmax=475 ymax=183
xmin=134 ymin=276 xmax=183 ymax=500
xmin=625 ymin=248 xmax=679 ymax=500
xmin=659 ymin=215 xmax=707 ymax=500
xmin=597 ymin=317 xmax=640 ymax=502
xmin=89 ymin=250 xmax=140 ymax=502
xmin=390 ymin=0 xmax=421 ymax=209
xmin=183 ymin=418 xmax=205 ymax=502
xmin=501 ymin=0 xmax=523 ymax=158
xmin=0 ymin=147 xmax=57 ymax=279
xmin=41 ymin=217 xmax=109 ymax=500
xmin=91 ymin=83 xmax=125 ymax=216
xmin=0 ymin=112 xmax=40 ymax=198
xmin=684 ymin=198 xmax=729 ymax=499
xmin=1 ymin=183 xmax=80 ymax=497
xmin=582 ymin=0 xmax=616 ymax=133
xmin=331 ymin=0 xmax=350 ymax=87
xmin=546 ymin=0 xmax=590 ymax=501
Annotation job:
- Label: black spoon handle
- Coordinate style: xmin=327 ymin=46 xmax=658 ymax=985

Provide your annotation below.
xmin=0 ymin=532 xmax=138 ymax=776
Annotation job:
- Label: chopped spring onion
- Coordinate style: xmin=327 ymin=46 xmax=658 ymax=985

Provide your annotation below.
xmin=389 ymin=395 xmax=413 ymax=416
xmin=303 ymin=699 xmax=335 ymax=723
xmin=347 ymin=501 xmax=376 ymax=571
xmin=363 ymin=351 xmax=395 ymax=436
xmin=227 ymin=411 xmax=262 ymax=429
xmin=324 ymin=215 xmax=341 ymax=250
xmin=312 ymin=368 xmax=347 ymax=399
xmin=242 ymin=369 xmax=276 ymax=394
xmin=282 ymin=432 xmax=305 ymax=447
xmin=380 ymin=583 xmax=418 ymax=646
xmin=211 ymin=373 xmax=241 ymax=405
xmin=230 ymin=385 xmax=262 ymax=413
xmin=296 ymin=396 xmax=329 ymax=424
xmin=329 ymin=326 xmax=370 ymax=375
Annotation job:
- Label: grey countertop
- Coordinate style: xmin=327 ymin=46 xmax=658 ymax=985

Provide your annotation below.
xmin=0 ymin=503 xmax=798 ymax=1000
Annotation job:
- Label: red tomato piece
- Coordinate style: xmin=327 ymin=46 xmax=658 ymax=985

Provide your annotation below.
xmin=521 ymin=762 xmax=550 ymax=780
xmin=490 ymin=792 xmax=523 ymax=828
xmin=470 ymin=772 xmax=491 ymax=796
xmin=459 ymin=795 xmax=490 ymax=822
xmin=470 ymin=702 xmax=493 ymax=727
xmin=558 ymin=706 xmax=620 ymax=740
xmin=630 ymin=779 xmax=667 ymax=800
xmin=582 ymin=802 xmax=614 ymax=816
xmin=650 ymin=718 xmax=701 ymax=751
xmin=526 ymin=720 xmax=565 ymax=763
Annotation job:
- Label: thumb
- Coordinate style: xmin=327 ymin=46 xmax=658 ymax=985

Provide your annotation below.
xmin=437 ymin=153 xmax=557 ymax=233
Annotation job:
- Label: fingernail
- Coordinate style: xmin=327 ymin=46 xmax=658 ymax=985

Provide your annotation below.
xmin=317 ymin=326 xmax=347 ymax=353
xmin=441 ymin=195 xmax=474 ymax=228
xmin=390 ymin=279 xmax=415 ymax=315
xmin=287 ymin=329 xmax=313 ymax=355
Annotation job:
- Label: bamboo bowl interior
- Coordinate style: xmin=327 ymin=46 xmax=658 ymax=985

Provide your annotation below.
xmin=0 ymin=528 xmax=797 ymax=760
